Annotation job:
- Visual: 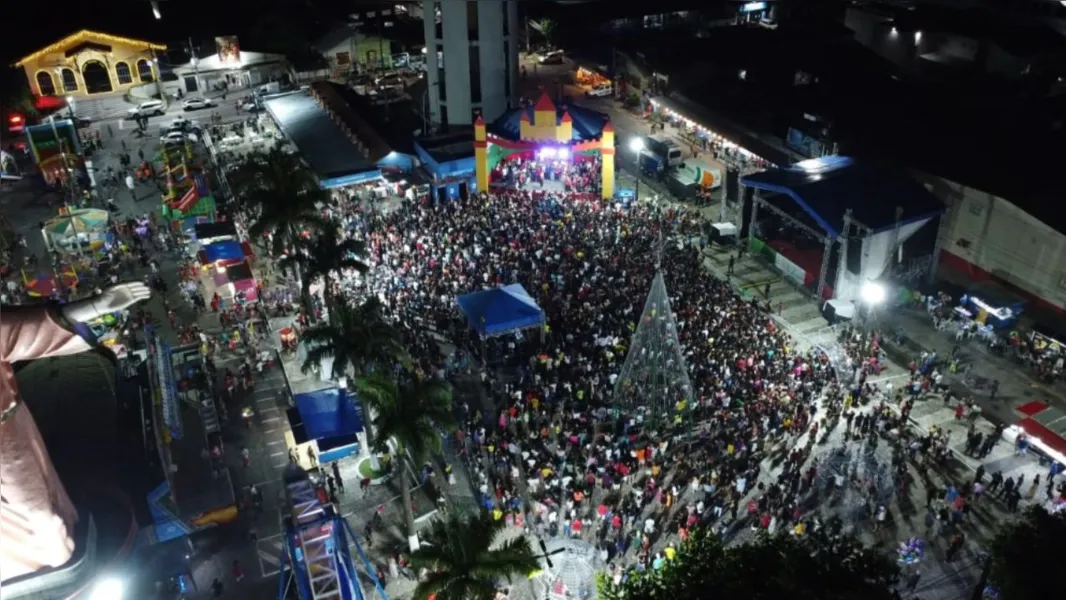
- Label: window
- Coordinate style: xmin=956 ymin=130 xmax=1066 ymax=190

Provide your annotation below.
xmin=469 ymin=49 xmax=481 ymax=103
xmin=503 ymin=41 xmax=511 ymax=99
xmin=114 ymin=62 xmax=133 ymax=85
xmin=438 ymin=73 xmax=447 ymax=102
xmin=61 ymin=68 xmax=78 ymax=92
xmin=440 ymin=104 xmax=449 ymax=128
xmin=436 ymin=44 xmax=444 ymax=69
xmin=467 ymin=0 xmax=479 ymax=39
xmin=36 ymin=71 xmax=56 ymax=96
xmin=336 ymin=52 xmax=351 ymax=66
xmin=136 ymin=59 xmax=154 ymax=82
xmin=502 ymin=1 xmax=510 ymax=35
xmin=433 ymin=0 xmax=442 ymax=39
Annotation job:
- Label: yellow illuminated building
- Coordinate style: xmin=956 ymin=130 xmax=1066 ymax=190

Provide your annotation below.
xmin=13 ymin=30 xmax=167 ymax=98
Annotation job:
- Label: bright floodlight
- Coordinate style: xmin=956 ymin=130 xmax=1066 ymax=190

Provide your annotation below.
xmin=89 ymin=576 xmax=125 ymax=600
xmin=861 ymin=281 xmax=886 ymax=305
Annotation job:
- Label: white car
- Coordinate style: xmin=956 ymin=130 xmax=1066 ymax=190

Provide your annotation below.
xmin=585 ymin=84 xmax=612 ymax=98
xmin=160 ymin=130 xmax=198 ymax=145
xmin=128 ymin=100 xmax=165 ymax=118
xmin=182 ymin=97 xmax=215 ymax=111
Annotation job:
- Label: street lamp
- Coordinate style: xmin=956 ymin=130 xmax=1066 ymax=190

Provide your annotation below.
xmin=66 ymin=96 xmax=77 ymax=121
xmin=151 ymin=0 xmax=162 ymax=19
xmin=629 ymin=137 xmax=645 ymax=203
xmin=88 ymin=576 xmax=126 ymax=600
xmin=860 ymin=281 xmax=886 ymax=305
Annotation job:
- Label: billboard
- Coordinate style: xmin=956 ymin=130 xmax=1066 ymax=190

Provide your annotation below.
xmin=215 ymin=35 xmax=241 ymax=66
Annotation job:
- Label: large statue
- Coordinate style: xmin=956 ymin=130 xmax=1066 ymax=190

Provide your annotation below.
xmin=0 ymin=283 xmax=151 ymax=581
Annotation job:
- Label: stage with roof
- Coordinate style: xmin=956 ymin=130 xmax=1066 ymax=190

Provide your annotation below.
xmin=740 ymin=156 xmax=946 ymax=303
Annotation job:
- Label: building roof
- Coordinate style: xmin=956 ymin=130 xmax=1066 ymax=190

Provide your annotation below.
xmin=263 ymin=90 xmax=375 ymax=181
xmin=417 ymin=131 xmax=476 ymax=165
xmin=182 ymin=51 xmax=287 ymax=73
xmin=14 ymin=29 xmax=167 ymax=67
xmin=314 ymin=24 xmax=358 ymax=54
xmin=741 ymin=156 xmax=946 ymax=238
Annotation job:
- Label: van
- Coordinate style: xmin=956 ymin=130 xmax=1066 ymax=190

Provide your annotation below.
xmin=647 ymin=135 xmax=683 ymax=167
xmin=127 ymin=99 xmax=165 ymax=118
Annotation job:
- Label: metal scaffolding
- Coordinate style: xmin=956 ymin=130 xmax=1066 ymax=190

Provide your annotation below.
xmin=277 ymin=473 xmax=388 ymax=600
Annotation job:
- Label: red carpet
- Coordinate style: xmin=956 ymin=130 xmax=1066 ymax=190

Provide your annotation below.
xmin=1017 ymin=401 xmax=1050 ymax=417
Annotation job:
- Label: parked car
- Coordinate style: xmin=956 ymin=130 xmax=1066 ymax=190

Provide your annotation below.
xmin=585 ymin=83 xmax=613 ymax=98
xmin=240 ymin=100 xmax=263 ymax=112
xmin=375 ymin=73 xmax=406 ymax=91
xmin=182 ymin=97 xmax=215 ymax=111
xmin=538 ymin=51 xmax=564 ymax=65
xmin=160 ymin=130 xmax=198 ymax=145
xmin=128 ymin=99 xmax=165 ymax=118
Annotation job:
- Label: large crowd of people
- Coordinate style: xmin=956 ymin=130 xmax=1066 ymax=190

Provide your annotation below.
xmin=292 ymin=184 xmax=934 ymax=577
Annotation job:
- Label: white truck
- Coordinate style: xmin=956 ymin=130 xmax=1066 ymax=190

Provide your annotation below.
xmin=672 ymin=158 xmax=723 ymax=190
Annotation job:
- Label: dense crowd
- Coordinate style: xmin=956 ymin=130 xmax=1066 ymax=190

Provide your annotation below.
xmin=301 ymin=186 xmax=932 ymax=574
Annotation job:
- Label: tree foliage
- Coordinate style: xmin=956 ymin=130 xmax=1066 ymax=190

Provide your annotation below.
xmin=988 ymin=505 xmax=1066 ymax=600
xmin=228 ymin=144 xmax=329 ymax=255
xmin=277 ymin=223 xmax=369 ymax=309
xmin=354 ymin=372 xmax=456 ymax=463
xmin=409 ymin=509 xmax=541 ymax=600
xmin=300 ymin=297 xmax=408 ymax=378
xmin=597 ymin=529 xmax=900 ymax=600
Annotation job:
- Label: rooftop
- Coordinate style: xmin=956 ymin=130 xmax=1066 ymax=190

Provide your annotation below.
xmin=417 ymin=131 xmax=476 ymax=164
xmin=263 ymin=90 xmax=375 ymax=181
xmin=741 ymin=156 xmax=946 ymax=238
xmin=183 ymin=50 xmax=287 ymax=73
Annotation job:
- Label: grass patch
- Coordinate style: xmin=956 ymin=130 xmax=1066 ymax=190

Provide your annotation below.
xmin=357 ymin=457 xmax=390 ymax=479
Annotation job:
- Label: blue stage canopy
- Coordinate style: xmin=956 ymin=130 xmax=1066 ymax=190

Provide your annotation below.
xmin=740 ymin=156 xmax=945 ymax=238
xmin=456 ymin=284 xmax=545 ymax=337
xmin=294 ymin=388 xmax=365 ymax=440
xmin=201 ymin=241 xmax=245 ymax=263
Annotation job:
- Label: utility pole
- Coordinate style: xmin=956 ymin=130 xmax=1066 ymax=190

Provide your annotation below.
xmin=148 ymin=46 xmax=167 ymax=106
xmin=189 ymin=37 xmax=203 ymax=98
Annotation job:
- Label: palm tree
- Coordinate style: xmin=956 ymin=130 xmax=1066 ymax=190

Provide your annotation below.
xmin=355 ymin=371 xmax=457 ymax=551
xmin=229 ymin=144 xmax=329 ymax=256
xmin=278 ymin=224 xmax=369 ymax=312
xmin=409 ymin=509 xmax=541 ymax=600
xmin=300 ymin=297 xmax=408 ymax=379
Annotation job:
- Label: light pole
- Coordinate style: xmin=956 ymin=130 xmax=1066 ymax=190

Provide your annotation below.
xmin=629 ymin=136 xmax=644 ymax=203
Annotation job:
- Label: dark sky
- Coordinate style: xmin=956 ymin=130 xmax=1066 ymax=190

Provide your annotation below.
xmin=1 ymin=0 xmax=264 ymax=65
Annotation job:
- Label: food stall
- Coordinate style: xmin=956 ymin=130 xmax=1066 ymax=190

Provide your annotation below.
xmin=213 ymin=261 xmax=259 ymax=304
xmin=41 ymin=208 xmax=110 ymax=255
xmin=193 ymin=222 xmax=238 ymax=245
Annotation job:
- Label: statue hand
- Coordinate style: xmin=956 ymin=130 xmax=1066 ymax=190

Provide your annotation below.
xmin=62 ymin=282 xmax=152 ymax=323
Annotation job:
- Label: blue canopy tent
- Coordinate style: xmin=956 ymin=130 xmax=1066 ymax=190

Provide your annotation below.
xmin=200 ymin=241 xmax=245 ymax=263
xmin=290 ymin=388 xmax=365 ymax=462
xmin=456 ymin=284 xmax=545 ymax=338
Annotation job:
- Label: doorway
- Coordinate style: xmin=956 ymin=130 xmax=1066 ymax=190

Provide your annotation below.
xmin=81 ymin=61 xmax=113 ymax=94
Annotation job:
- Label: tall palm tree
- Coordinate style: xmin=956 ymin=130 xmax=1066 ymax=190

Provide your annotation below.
xmin=409 ymin=509 xmax=541 ymax=600
xmin=229 ymin=144 xmax=329 ymax=256
xmin=278 ymin=224 xmax=369 ymax=312
xmin=300 ymin=297 xmax=409 ymax=379
xmin=355 ymin=371 xmax=456 ymax=551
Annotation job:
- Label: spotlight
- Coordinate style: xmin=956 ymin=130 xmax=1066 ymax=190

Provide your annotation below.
xmin=628 ymin=137 xmax=644 ymax=153
xmin=860 ymin=281 xmax=886 ymax=305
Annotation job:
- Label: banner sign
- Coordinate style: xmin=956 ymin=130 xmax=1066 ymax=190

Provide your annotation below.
xmin=215 ymin=36 xmax=241 ymax=66
xmin=156 ymin=340 xmax=183 ymax=440
xmin=774 ymin=253 xmax=807 ymax=287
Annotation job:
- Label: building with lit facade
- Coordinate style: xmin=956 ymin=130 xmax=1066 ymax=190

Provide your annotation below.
xmin=14 ymin=30 xmax=166 ymax=99
xmin=422 ymin=0 xmax=520 ymax=127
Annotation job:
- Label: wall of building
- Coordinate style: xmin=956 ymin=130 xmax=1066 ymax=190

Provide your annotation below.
xmin=931 ymin=177 xmax=1066 ymax=311
xmin=22 ymin=42 xmax=160 ymax=99
xmin=423 ymin=0 xmax=519 ymax=127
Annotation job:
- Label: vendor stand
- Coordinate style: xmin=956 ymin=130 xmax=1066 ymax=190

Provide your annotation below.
xmin=212 ymin=261 xmax=259 ymax=304
xmin=21 ymin=266 xmax=79 ymax=298
xmin=41 ymin=208 xmax=110 ymax=254
xmin=193 ymin=222 xmax=238 ymax=245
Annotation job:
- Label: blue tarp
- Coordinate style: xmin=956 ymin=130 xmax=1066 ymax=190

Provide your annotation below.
xmin=201 ymin=241 xmax=245 ymax=263
xmin=294 ymin=388 xmax=365 ymax=440
xmin=740 ymin=156 xmax=946 ymax=238
xmin=456 ymin=284 xmax=545 ymax=337
xmin=489 ymin=104 xmax=609 ymax=142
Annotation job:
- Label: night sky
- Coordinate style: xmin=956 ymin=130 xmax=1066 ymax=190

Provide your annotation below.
xmin=1 ymin=0 xmax=291 ymax=65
